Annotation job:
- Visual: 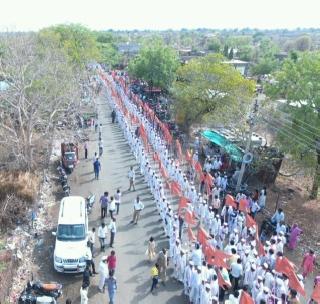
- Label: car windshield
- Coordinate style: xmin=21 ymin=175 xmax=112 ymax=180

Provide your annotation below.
xmin=65 ymin=152 xmax=75 ymax=161
xmin=57 ymin=224 xmax=85 ymax=241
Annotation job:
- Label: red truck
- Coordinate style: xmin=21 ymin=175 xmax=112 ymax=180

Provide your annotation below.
xmin=61 ymin=143 xmax=78 ymax=173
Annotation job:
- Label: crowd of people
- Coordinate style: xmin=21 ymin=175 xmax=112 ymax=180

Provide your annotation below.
xmin=100 ymin=70 xmax=317 ymax=304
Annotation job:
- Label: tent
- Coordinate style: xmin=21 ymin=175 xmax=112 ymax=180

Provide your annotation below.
xmin=202 ymin=130 xmax=243 ymax=162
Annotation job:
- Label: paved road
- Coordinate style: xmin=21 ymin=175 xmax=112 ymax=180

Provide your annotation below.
xmin=35 ymin=91 xmax=186 ymax=304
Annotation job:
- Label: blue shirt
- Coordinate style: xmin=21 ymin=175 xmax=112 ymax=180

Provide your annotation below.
xmin=94 ymin=160 xmax=101 ymax=172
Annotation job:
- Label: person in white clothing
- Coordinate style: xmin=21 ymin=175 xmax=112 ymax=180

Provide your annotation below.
xmin=98 ymin=222 xmax=108 ymax=252
xmin=131 ymin=196 xmax=144 ymax=224
xmin=114 ymin=189 xmax=121 ymax=215
xmin=109 ymin=196 xmax=116 ymax=218
xmin=98 ymin=256 xmax=109 ymax=292
xmin=200 ymin=284 xmax=212 ymax=304
xmin=128 ymin=166 xmax=136 ymax=191
xmin=80 ymin=283 xmax=89 ymax=304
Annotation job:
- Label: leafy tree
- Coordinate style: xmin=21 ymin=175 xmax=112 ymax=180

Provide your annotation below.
xmin=98 ymin=42 xmax=122 ymax=68
xmin=40 ymin=24 xmax=100 ymax=68
xmin=266 ymin=52 xmax=320 ymax=198
xmin=171 ymin=54 xmax=255 ymax=135
xmin=228 ymin=48 xmax=234 ymax=59
xmin=294 ymin=35 xmax=312 ymax=52
xmin=223 ymin=45 xmax=229 ymax=57
xmin=207 ymin=37 xmax=221 ymax=52
xmin=128 ymin=40 xmax=179 ymax=90
xmin=237 ymin=44 xmax=254 ymax=61
xmin=251 ymin=57 xmax=278 ymax=75
xmin=0 ymin=33 xmax=83 ymax=169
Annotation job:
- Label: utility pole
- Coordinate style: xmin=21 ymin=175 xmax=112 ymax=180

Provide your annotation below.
xmin=236 ymin=99 xmax=259 ymax=192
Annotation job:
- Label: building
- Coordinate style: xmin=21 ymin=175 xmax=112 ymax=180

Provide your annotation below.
xmin=223 ymin=59 xmax=249 ymax=76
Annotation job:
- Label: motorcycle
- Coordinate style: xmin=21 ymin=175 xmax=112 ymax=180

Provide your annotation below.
xmin=86 ymin=193 xmax=95 ymax=214
xmin=18 ymin=280 xmax=62 ymax=304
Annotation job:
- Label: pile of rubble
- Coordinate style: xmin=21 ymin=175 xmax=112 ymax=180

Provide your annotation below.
xmin=3 ymin=173 xmax=57 ymax=303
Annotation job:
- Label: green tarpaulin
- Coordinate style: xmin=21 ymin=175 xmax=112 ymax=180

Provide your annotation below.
xmin=202 ymin=130 xmax=243 ymax=162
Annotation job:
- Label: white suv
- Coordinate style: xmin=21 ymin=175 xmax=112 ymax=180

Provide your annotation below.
xmin=53 ymin=196 xmax=88 ymax=273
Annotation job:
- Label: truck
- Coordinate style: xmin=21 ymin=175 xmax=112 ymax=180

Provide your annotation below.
xmin=61 ymin=143 xmax=78 ymax=173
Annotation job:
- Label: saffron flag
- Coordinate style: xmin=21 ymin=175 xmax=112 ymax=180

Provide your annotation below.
xmin=160 ymin=165 xmax=169 ymax=180
xmin=240 ymin=291 xmax=254 ymax=304
xmin=178 ymin=197 xmax=189 ymax=211
xmin=239 ymin=198 xmax=249 ymax=213
xmin=185 ymin=210 xmax=197 ymax=225
xmin=287 ymin=269 xmax=306 ymax=297
xmin=186 ymin=149 xmax=192 ymax=163
xmin=176 ymin=139 xmax=182 ymax=160
xmin=205 ymin=173 xmax=214 ymax=187
xmin=275 ymin=256 xmax=296 ymax=276
xmin=153 ymin=152 xmax=159 ymax=162
xmin=194 ymin=161 xmax=202 ymax=173
xmin=245 ymin=214 xmax=257 ymax=228
xmin=225 ymin=194 xmax=237 ymax=208
xmin=217 ymin=269 xmax=232 ymax=289
xmin=197 ymin=227 xmax=211 ymax=246
xmin=170 ymin=181 xmax=182 ymax=197
xmin=188 ymin=227 xmax=196 ymax=241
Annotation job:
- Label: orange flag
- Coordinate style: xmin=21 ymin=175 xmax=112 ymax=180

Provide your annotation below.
xmin=170 ymin=181 xmax=182 ymax=197
xmin=187 ymin=227 xmax=196 ymax=241
xmin=185 ymin=210 xmax=197 ymax=225
xmin=214 ymin=249 xmax=232 ymax=260
xmin=225 ymin=194 xmax=237 ymax=208
xmin=287 ymin=269 xmax=306 ymax=297
xmin=256 ymin=239 xmax=266 ymax=257
xmin=208 ymin=256 xmax=230 ymax=269
xmin=204 ymin=244 xmax=216 ymax=259
xmin=275 ymin=256 xmax=296 ymax=276
xmin=194 ymin=161 xmax=202 ymax=173
xmin=245 ymin=214 xmax=257 ymax=228
xmin=311 ymin=283 xmax=320 ymax=302
xmin=186 ymin=149 xmax=192 ymax=163
xmin=178 ymin=197 xmax=189 ymax=211
xmin=217 ymin=269 xmax=232 ymax=289
xmin=160 ymin=165 xmax=169 ymax=180
xmin=176 ymin=139 xmax=182 ymax=160
xmin=239 ymin=198 xmax=249 ymax=213
xmin=197 ymin=227 xmax=211 ymax=246
xmin=153 ymin=152 xmax=159 ymax=162
xmin=240 ymin=291 xmax=254 ymax=304
xmin=205 ymin=173 xmax=214 ymax=187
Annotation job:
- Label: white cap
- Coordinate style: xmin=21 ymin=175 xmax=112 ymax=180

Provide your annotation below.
xmin=205 ymin=283 xmax=211 ymax=289
xmin=245 ymin=249 xmax=250 ymax=254
xmin=263 ymin=263 xmax=269 ymax=269
xmin=257 ymin=275 xmax=263 ymax=281
xmin=265 ymin=241 xmax=271 ymax=246
xmin=101 ymin=256 xmax=108 ymax=261
xmin=263 ymin=287 xmax=270 ymax=293
xmin=279 ymin=231 xmax=285 ymax=236
xmin=251 ymin=264 xmax=256 ymax=270
xmin=189 ymin=261 xmax=194 ymax=265
xmin=233 ymin=228 xmax=238 ymax=233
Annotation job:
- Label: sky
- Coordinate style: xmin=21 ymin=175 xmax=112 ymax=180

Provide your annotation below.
xmin=0 ymin=0 xmax=319 ymax=31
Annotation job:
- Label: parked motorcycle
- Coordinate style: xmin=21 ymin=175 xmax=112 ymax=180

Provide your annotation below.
xmin=18 ymin=280 xmax=62 ymax=304
xmin=86 ymin=193 xmax=95 ymax=214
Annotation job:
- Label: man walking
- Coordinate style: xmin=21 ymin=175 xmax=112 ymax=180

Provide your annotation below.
xmin=98 ymin=222 xmax=108 ymax=252
xmin=131 ymin=196 xmax=144 ymax=224
xmin=105 ymin=271 xmax=117 ymax=304
xmin=93 ymin=158 xmax=101 ymax=180
xmin=100 ymin=192 xmax=109 ymax=219
xmin=84 ymin=142 xmax=88 ymax=159
xmin=108 ymin=217 xmax=117 ymax=248
xmin=114 ymin=189 xmax=121 ymax=215
xmin=128 ymin=166 xmax=136 ymax=191
xmin=84 ymin=241 xmax=97 ymax=274
xmin=87 ymin=227 xmax=95 ymax=254
xmin=111 ymin=109 xmax=116 ymax=123
xmin=109 ymin=196 xmax=116 ymax=218
xmin=156 ymin=248 xmax=168 ymax=285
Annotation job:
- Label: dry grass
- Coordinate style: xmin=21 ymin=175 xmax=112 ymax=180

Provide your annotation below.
xmin=0 ymin=171 xmax=40 ymax=202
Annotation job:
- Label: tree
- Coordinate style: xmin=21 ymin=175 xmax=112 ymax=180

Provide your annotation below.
xmin=40 ymin=24 xmax=100 ymax=68
xmin=294 ymin=35 xmax=312 ymax=52
xmin=128 ymin=40 xmax=179 ymax=90
xmin=228 ymin=48 xmax=234 ymax=59
xmin=0 ymin=33 xmax=82 ymax=170
xmin=171 ymin=54 xmax=255 ymax=135
xmin=266 ymin=52 xmax=320 ymax=198
xmin=223 ymin=45 xmax=229 ymax=57
xmin=207 ymin=37 xmax=221 ymax=52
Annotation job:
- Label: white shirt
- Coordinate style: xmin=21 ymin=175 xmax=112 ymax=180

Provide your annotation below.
xmin=98 ymin=225 xmax=108 ymax=238
xmin=134 ymin=200 xmax=144 ymax=211
xmin=191 ymin=248 xmax=202 ymax=267
xmin=230 ymin=262 xmax=243 ymax=278
xmin=128 ymin=169 xmax=135 ymax=180
xmin=109 ymin=221 xmax=117 ymax=233
xmin=87 ymin=230 xmax=95 ymax=244
xmin=109 ymin=199 xmax=116 ymax=211
xmin=80 ymin=287 xmax=88 ymax=304
xmin=84 ymin=246 xmax=92 ymax=261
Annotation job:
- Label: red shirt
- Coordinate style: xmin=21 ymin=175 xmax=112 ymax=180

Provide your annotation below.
xmin=107 ymin=255 xmax=116 ymax=269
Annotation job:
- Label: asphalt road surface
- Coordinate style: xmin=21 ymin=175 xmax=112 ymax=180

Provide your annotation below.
xmin=34 ymin=90 xmax=186 ymax=304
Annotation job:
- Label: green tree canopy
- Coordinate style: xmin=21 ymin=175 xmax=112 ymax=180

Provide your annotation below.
xmin=207 ymin=37 xmax=221 ymax=52
xmin=128 ymin=40 xmax=179 ymax=90
xmin=171 ymin=54 xmax=255 ymax=135
xmin=40 ymin=24 xmax=100 ymax=68
xmin=266 ymin=52 xmax=320 ymax=198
